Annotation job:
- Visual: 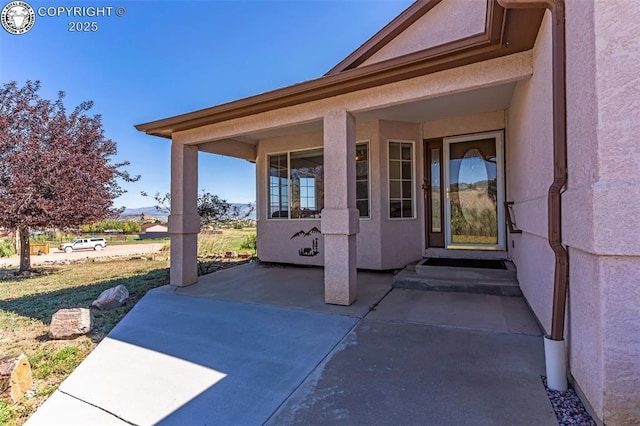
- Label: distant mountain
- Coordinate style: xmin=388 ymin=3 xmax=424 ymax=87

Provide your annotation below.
xmin=233 ymin=203 xmax=257 ymax=220
xmin=119 ymin=204 xmax=256 ymax=222
xmin=119 ymin=206 xmax=169 ymax=222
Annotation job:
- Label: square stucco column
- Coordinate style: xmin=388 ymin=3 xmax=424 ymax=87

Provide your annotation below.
xmin=321 ymin=110 xmax=359 ymax=305
xmin=168 ymin=141 xmax=199 ymax=287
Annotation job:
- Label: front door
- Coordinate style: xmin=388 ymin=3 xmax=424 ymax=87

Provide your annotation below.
xmin=442 ymin=131 xmax=505 ymax=250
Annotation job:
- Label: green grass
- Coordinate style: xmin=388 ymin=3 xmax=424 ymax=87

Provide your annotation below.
xmin=0 ymin=258 xmax=171 ymax=425
xmin=0 ymin=229 xmax=256 ymax=425
xmin=198 ymin=228 xmax=257 ymax=257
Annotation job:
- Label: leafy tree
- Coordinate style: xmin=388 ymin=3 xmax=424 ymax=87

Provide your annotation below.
xmin=0 ymin=81 xmax=138 ymax=272
xmin=81 ymin=219 xmax=141 ymax=234
xmin=141 ymin=191 xmax=254 ymax=228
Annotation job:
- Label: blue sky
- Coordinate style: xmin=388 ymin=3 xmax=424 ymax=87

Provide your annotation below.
xmin=1 ymin=0 xmax=413 ymax=208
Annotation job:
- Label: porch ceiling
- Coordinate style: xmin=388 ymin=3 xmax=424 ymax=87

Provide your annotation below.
xmin=353 ymin=82 xmax=515 ymax=123
xmin=225 ymin=82 xmax=515 ymax=145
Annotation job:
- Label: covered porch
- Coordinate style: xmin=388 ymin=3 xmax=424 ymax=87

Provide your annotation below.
xmin=148 ymin=48 xmax=538 ymax=306
xmin=134 ymin=0 xmax=550 ymax=307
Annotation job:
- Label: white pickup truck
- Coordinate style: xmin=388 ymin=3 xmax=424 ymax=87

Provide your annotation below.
xmin=59 ymin=238 xmax=107 ymax=253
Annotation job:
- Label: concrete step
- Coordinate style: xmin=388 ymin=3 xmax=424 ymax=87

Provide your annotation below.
xmin=415 ymin=260 xmax=517 ymax=282
xmin=393 ymin=269 xmax=522 ymax=297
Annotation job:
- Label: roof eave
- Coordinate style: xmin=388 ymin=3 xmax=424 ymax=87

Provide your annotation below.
xmin=135 ymin=5 xmax=544 ymax=139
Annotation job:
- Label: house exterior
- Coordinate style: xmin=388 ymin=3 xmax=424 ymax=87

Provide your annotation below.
xmin=139 ymin=223 xmax=169 ymax=239
xmin=136 ymin=1 xmax=640 ymax=424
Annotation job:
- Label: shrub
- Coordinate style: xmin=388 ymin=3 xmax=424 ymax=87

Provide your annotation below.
xmin=240 ymin=234 xmax=257 ymax=251
xmin=0 ymin=240 xmax=16 ymax=257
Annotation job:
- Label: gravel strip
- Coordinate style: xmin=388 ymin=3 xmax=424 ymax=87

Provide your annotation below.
xmin=543 ymin=377 xmax=597 ymax=425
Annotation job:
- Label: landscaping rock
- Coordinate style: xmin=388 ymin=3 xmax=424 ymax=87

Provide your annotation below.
xmin=92 ymin=285 xmax=129 ymax=310
xmin=225 ymin=251 xmax=238 ymax=259
xmin=238 ymin=252 xmax=252 ymax=259
xmin=49 ymin=308 xmax=93 ymax=339
xmin=0 ymin=354 xmax=32 ymax=403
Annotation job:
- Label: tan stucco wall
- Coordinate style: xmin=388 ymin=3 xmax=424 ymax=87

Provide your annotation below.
xmin=256 ymin=130 xmax=324 ymax=266
xmin=563 ymin=1 xmax=640 ymax=424
xmin=507 ymin=4 xmax=640 ymax=424
xmin=505 ymin=11 xmax=555 ymax=334
xmin=378 ymin=120 xmax=424 ymax=269
xmin=422 ymin=110 xmax=505 ymax=140
xmin=360 ymin=0 xmax=487 ymax=68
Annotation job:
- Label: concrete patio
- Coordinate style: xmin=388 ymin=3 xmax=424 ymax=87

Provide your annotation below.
xmin=27 ymin=262 xmax=557 ymax=425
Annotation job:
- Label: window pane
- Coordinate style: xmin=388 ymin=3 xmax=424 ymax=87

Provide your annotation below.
xmin=390 ymin=201 xmax=402 ymax=218
xmin=290 ymin=149 xmax=323 ymax=219
xmin=389 ymin=142 xmax=400 ymax=160
xmin=357 ymin=200 xmax=369 ymax=218
xmin=402 ymin=181 xmax=412 ymax=198
xmin=401 ymin=145 xmax=412 ymax=161
xmin=389 ymin=161 xmax=401 ymax=179
xmin=356 ymin=162 xmax=368 ymax=180
xmin=268 ymin=154 xmax=288 ymax=218
xmin=356 ymin=142 xmax=370 ymax=218
xmin=356 ymin=145 xmax=368 ymax=162
xmin=402 ymin=200 xmax=413 ymax=217
xmin=356 ymin=181 xmax=368 ymax=199
xmin=402 ymin=161 xmax=412 ymax=179
xmin=431 ymin=148 xmax=441 ymax=232
xmin=389 ymin=181 xmax=401 ymax=198
xmin=388 ymin=141 xmax=414 ymax=219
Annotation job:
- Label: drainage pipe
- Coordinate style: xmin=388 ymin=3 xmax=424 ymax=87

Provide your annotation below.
xmin=496 ymin=0 xmax=568 ymax=391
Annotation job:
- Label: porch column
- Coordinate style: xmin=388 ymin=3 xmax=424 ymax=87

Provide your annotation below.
xmin=168 ymin=140 xmax=199 ymax=287
xmin=321 ymin=110 xmax=359 ymax=305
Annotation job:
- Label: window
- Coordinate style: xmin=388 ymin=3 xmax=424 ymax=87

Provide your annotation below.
xmin=290 ymin=149 xmax=323 ymax=218
xmin=356 ymin=142 xmax=370 ymax=218
xmin=268 ymin=148 xmax=324 ymax=219
xmin=388 ymin=141 xmax=414 ymax=218
xmin=269 ymin=154 xmax=289 ymax=218
xmin=268 ymin=143 xmax=370 ymax=219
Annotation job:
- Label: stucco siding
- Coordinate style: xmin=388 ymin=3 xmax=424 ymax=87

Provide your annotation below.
xmin=422 ymin=110 xmax=505 ymax=140
xmin=256 ymin=131 xmax=325 ymax=266
xmin=564 ymin=1 xmax=640 ymax=423
xmin=600 ymin=255 xmax=640 ymax=425
xmin=505 ymin=11 xmax=554 ymax=335
xmin=378 ymin=120 xmax=423 ymax=269
xmin=566 ymin=247 xmax=604 ymax=419
xmin=360 ymin=0 xmax=487 ymax=68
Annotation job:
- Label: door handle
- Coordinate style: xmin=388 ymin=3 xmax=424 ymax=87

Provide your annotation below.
xmin=421 ymin=180 xmax=430 ymax=191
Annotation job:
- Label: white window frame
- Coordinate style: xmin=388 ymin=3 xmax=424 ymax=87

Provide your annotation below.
xmin=387 ymin=139 xmax=416 ymax=220
xmin=356 ymin=140 xmax=371 ymax=219
xmin=267 ymin=146 xmax=324 ymax=221
xmin=267 ymin=142 xmax=372 ymax=221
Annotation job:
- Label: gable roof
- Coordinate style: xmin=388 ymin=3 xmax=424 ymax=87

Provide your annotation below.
xmin=136 ymin=1 xmax=543 ymax=139
xmin=326 ymin=0 xmax=444 ymax=75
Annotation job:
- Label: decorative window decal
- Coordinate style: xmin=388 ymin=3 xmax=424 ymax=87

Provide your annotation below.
xmin=291 ymin=226 xmax=321 ymax=257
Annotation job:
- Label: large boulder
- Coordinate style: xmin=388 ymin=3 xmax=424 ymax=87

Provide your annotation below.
xmin=92 ymin=285 xmax=129 ymax=310
xmin=49 ymin=308 xmax=93 ymax=340
xmin=0 ymin=354 xmax=32 ymax=403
